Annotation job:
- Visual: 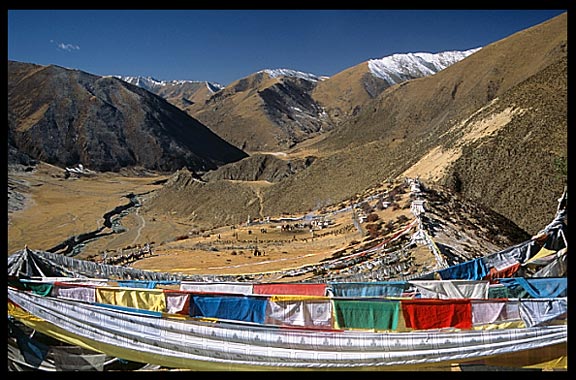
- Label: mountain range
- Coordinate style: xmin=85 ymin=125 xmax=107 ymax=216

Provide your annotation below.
xmin=145 ymin=12 xmax=567 ymax=236
xmin=117 ymin=48 xmax=480 ymax=152
xmin=113 ymin=76 xmax=224 ymax=111
xmin=7 ymin=12 xmax=567 ymax=238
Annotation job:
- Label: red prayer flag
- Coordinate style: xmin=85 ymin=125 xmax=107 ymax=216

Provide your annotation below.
xmin=401 ymin=299 xmax=472 ymax=330
xmin=253 ymin=283 xmax=326 ymax=296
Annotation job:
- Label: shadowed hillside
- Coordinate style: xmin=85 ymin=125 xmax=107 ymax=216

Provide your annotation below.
xmin=8 ymin=61 xmax=248 ymax=172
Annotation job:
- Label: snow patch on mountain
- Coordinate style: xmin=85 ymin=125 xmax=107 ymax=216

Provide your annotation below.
xmin=114 ymin=76 xmax=224 ymax=93
xmin=206 ymin=82 xmax=223 ymax=93
xmin=368 ymin=48 xmax=481 ymax=84
xmin=261 ymin=68 xmax=328 ymax=82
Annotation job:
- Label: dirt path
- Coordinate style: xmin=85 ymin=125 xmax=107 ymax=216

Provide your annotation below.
xmin=254 ymin=187 xmax=265 ymax=220
xmin=132 ymin=208 xmax=146 ymax=246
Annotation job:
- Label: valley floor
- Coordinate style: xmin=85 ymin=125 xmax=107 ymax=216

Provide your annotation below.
xmin=7 ymin=161 xmax=528 ymax=282
xmin=8 ymin=163 xmax=411 ymax=277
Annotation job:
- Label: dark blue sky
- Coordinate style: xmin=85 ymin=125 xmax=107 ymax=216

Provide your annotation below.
xmin=8 ymin=9 xmax=566 ymax=85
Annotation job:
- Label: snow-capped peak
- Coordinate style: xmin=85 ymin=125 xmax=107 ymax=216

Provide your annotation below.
xmin=113 ymin=75 xmax=224 ymax=93
xmin=367 ymin=47 xmax=481 ymax=84
xmin=206 ymin=82 xmax=224 ymax=93
xmin=114 ymin=76 xmax=165 ymax=89
xmin=260 ymin=68 xmax=327 ymax=82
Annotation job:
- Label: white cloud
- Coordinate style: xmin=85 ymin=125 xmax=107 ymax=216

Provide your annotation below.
xmin=52 ymin=40 xmax=80 ymax=51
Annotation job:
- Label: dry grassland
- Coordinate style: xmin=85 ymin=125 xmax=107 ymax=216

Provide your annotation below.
xmin=8 ymin=163 xmax=172 ymax=254
xmin=8 ymin=162 xmax=419 ymax=279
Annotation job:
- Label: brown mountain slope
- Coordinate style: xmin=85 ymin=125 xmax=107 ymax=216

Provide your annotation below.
xmin=438 ymin=55 xmax=567 ymax=234
xmin=187 ymin=71 xmax=332 ymax=152
xmin=311 ymin=62 xmax=388 ymax=125
xmin=8 ymin=61 xmax=247 ymax=172
xmin=145 ymin=169 xmax=268 ymax=228
xmin=202 ymin=153 xmax=316 ymax=183
xmin=315 ymin=12 xmax=567 ymax=152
